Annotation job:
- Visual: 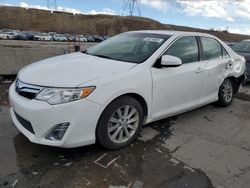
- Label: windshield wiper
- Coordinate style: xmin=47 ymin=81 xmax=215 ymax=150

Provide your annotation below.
xmin=82 ymin=51 xmax=115 ymax=60
xmin=81 ymin=50 xmax=89 ymax=54
xmin=91 ymin=54 xmax=114 ymax=60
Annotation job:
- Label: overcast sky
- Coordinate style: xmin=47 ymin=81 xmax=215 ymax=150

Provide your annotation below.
xmin=0 ymin=0 xmax=250 ymax=35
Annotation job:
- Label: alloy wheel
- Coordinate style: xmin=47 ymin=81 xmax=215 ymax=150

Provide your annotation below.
xmin=222 ymin=79 xmax=233 ymax=103
xmin=108 ymin=105 xmax=139 ymax=144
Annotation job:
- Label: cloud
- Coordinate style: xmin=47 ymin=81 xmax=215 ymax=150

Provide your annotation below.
xmin=140 ymin=0 xmax=170 ymax=12
xmin=19 ymin=2 xmax=49 ymax=10
xmin=0 ymin=2 xmax=15 ymax=7
xmin=57 ymin=6 xmax=82 ymax=14
xmin=87 ymin=8 xmax=116 ymax=15
xmin=0 ymin=2 xmax=116 ymax=15
xmin=178 ymin=0 xmax=250 ymax=22
xmin=216 ymin=26 xmax=250 ymax=35
xmin=138 ymin=0 xmax=250 ymax=22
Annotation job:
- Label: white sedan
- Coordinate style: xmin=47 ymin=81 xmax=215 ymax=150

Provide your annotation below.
xmin=0 ymin=32 xmax=16 ymax=39
xmin=9 ymin=31 xmax=246 ymax=149
xmin=75 ymin=35 xmax=88 ymax=42
xmin=33 ymin=33 xmax=52 ymax=41
xmin=53 ymin=34 xmax=67 ymax=42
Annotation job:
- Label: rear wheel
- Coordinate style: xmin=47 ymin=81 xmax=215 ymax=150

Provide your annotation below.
xmin=96 ymin=96 xmax=143 ymax=150
xmin=217 ymin=78 xmax=234 ymax=107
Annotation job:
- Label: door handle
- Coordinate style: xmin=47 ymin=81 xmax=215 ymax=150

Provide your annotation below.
xmin=195 ymin=67 xmax=204 ymax=73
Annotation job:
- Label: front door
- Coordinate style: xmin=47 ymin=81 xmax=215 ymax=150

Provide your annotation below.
xmin=151 ymin=36 xmax=205 ymax=119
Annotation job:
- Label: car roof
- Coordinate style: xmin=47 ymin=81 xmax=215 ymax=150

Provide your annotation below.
xmin=129 ymin=30 xmax=215 ymax=38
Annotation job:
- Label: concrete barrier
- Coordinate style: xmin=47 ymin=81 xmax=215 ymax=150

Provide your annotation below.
xmin=0 ymin=46 xmax=65 ymax=75
xmin=0 ymin=41 xmax=95 ymax=75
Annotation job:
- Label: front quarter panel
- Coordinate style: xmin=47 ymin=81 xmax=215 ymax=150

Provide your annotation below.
xmin=78 ymin=64 xmax=152 ymax=122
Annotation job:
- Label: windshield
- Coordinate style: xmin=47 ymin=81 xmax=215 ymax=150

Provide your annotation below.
xmin=85 ymin=32 xmax=170 ymax=63
xmin=232 ymin=41 xmax=250 ymax=53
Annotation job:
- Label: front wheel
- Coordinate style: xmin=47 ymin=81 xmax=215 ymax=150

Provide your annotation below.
xmin=96 ymin=96 xmax=143 ymax=150
xmin=217 ymin=78 xmax=234 ymax=107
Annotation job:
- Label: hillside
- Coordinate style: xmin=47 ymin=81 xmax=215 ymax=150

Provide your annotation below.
xmin=0 ymin=6 xmax=249 ymax=42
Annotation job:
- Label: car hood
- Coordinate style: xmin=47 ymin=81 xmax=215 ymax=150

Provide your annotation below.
xmin=235 ymin=52 xmax=250 ymax=62
xmin=18 ymin=52 xmax=137 ymax=87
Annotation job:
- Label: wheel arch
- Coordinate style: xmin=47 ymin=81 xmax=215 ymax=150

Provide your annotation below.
xmin=225 ymin=75 xmax=244 ymax=94
xmin=104 ymin=93 xmax=148 ymax=121
xmin=96 ymin=92 xmax=149 ymax=136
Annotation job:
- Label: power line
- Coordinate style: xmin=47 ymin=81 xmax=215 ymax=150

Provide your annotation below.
xmin=122 ymin=0 xmax=141 ymax=16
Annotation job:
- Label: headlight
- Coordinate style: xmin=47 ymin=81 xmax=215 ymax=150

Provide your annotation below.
xmin=35 ymin=87 xmax=95 ymax=105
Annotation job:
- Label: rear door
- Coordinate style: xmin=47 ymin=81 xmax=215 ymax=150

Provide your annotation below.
xmin=198 ymin=37 xmax=232 ymax=104
xmin=151 ymin=36 xmax=205 ymax=119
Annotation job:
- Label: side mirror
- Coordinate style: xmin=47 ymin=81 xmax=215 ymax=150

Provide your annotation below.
xmin=161 ymin=55 xmax=182 ymax=67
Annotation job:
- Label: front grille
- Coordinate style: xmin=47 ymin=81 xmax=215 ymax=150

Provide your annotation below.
xmin=14 ymin=111 xmax=35 ymax=134
xmin=15 ymin=79 xmax=42 ymax=99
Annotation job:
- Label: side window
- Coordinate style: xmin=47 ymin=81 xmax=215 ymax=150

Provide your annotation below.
xmin=201 ymin=37 xmax=222 ymax=60
xmin=222 ymin=46 xmax=230 ymax=58
xmin=165 ymin=36 xmax=199 ymax=64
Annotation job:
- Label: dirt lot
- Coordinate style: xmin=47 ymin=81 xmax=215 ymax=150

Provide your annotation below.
xmin=0 ymin=81 xmax=250 ymax=188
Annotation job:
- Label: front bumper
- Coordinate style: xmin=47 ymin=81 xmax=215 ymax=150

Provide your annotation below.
xmin=9 ymin=83 xmax=104 ymax=148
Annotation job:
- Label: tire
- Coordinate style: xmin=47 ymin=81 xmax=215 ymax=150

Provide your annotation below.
xmin=217 ymin=78 xmax=234 ymax=107
xmin=96 ymin=96 xmax=144 ymax=150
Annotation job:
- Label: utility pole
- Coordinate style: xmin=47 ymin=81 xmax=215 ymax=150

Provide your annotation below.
xmin=122 ymin=0 xmax=141 ymax=16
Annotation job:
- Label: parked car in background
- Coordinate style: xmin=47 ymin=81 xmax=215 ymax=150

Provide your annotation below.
xmin=15 ymin=32 xmax=34 ymax=40
xmin=9 ymin=31 xmax=246 ymax=150
xmin=34 ymin=33 xmax=52 ymax=41
xmin=0 ymin=32 xmax=17 ymax=39
xmin=53 ymin=34 xmax=67 ymax=42
xmin=232 ymin=40 xmax=250 ymax=81
xmin=85 ymin=35 xmax=95 ymax=42
xmin=102 ymin=36 xmax=110 ymax=40
xmin=0 ymin=29 xmax=19 ymax=33
xmin=225 ymin=41 xmax=236 ymax=47
xmin=49 ymin=32 xmax=57 ymax=37
xmin=67 ymin=34 xmax=75 ymax=42
xmin=92 ymin=35 xmax=104 ymax=42
xmin=75 ymin=35 xmax=88 ymax=42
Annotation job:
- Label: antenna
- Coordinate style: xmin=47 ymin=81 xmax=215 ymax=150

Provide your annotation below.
xmin=47 ymin=0 xmax=57 ymax=10
xmin=122 ymin=0 xmax=141 ymax=16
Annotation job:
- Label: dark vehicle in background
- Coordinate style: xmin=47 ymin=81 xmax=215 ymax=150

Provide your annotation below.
xmin=92 ymin=35 xmax=104 ymax=42
xmin=232 ymin=40 xmax=250 ymax=81
xmin=102 ymin=35 xmax=110 ymax=40
xmin=15 ymin=32 xmax=35 ymax=40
